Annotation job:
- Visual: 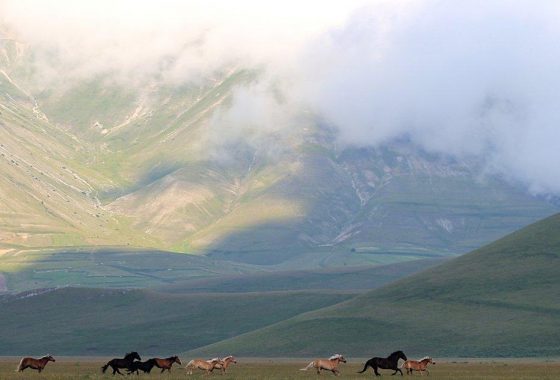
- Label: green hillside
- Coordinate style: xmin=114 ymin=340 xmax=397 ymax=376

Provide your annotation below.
xmin=158 ymin=258 xmax=443 ymax=293
xmin=0 ymin=248 xmax=260 ymax=293
xmin=188 ymin=213 xmax=560 ymax=357
xmin=0 ymin=286 xmax=353 ymax=355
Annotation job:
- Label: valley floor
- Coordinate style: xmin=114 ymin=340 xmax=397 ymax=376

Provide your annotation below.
xmin=1 ymin=358 xmax=560 ymax=379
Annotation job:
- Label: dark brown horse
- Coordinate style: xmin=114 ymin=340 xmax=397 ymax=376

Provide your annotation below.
xmin=16 ymin=355 xmax=55 ymax=372
xmin=101 ymin=352 xmax=141 ymax=375
xmin=358 ymin=351 xmax=407 ymax=376
xmin=127 ymin=359 xmax=156 ymax=375
xmin=152 ymin=355 xmax=182 ymax=373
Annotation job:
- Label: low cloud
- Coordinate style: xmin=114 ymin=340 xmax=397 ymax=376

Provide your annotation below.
xmin=2 ymin=0 xmax=560 ymax=194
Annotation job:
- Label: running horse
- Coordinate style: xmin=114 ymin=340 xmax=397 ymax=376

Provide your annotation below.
xmin=401 ymin=356 xmax=435 ymax=375
xmin=101 ymin=351 xmax=141 ymax=375
xmin=300 ymin=354 xmax=347 ymax=376
xmin=212 ymin=356 xmax=237 ymax=374
xmin=127 ymin=359 xmax=156 ymax=375
xmin=16 ymin=355 xmax=55 ymax=372
xmin=152 ymin=355 xmax=182 ymax=373
xmin=185 ymin=358 xmax=221 ymax=375
xmin=358 ymin=351 xmax=407 ymax=376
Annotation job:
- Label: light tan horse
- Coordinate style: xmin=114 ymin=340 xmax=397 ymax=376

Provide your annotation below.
xmin=212 ymin=356 xmax=237 ymax=374
xmin=185 ymin=358 xmax=220 ymax=375
xmin=401 ymin=356 xmax=436 ymax=375
xmin=300 ymin=354 xmax=347 ymax=376
xmin=16 ymin=355 xmax=56 ymax=372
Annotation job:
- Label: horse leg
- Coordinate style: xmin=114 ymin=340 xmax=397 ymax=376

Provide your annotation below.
xmin=373 ymin=365 xmax=381 ymax=376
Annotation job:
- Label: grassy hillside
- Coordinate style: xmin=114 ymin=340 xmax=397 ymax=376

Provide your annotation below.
xmin=188 ymin=213 xmax=560 ymax=357
xmin=158 ymin=258 xmax=443 ymax=293
xmin=0 ymin=248 xmax=260 ymax=293
xmin=0 ymin=287 xmax=353 ymax=355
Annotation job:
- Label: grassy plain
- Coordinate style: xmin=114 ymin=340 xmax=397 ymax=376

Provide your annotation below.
xmin=1 ymin=359 xmax=560 ymax=380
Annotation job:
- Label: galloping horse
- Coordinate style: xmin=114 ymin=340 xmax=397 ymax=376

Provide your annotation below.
xmin=16 ymin=355 xmax=55 ymax=372
xmin=185 ymin=358 xmax=221 ymax=375
xmin=300 ymin=354 xmax=347 ymax=376
xmin=101 ymin=352 xmax=141 ymax=375
xmin=358 ymin=351 xmax=407 ymax=376
xmin=152 ymin=355 xmax=182 ymax=373
xmin=127 ymin=359 xmax=156 ymax=375
xmin=212 ymin=356 xmax=237 ymax=374
xmin=401 ymin=357 xmax=435 ymax=375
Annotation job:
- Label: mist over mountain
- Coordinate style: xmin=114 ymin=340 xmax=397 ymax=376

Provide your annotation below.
xmin=1 ymin=1 xmax=559 ymax=268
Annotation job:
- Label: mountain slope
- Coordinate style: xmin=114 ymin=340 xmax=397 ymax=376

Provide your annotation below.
xmin=188 ymin=213 xmax=560 ymax=357
xmin=1 ymin=33 xmax=557 ymax=267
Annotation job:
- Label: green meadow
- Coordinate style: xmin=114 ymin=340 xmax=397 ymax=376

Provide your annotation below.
xmin=1 ymin=359 xmax=560 ymax=380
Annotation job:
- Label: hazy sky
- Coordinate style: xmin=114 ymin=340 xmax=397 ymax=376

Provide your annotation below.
xmin=1 ymin=0 xmax=560 ymax=194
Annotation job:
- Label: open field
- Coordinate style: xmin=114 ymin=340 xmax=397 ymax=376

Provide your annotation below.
xmin=1 ymin=359 xmax=560 ymax=379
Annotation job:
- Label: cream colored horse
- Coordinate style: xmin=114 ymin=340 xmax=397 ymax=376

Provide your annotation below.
xmin=212 ymin=356 xmax=237 ymax=374
xmin=401 ymin=356 xmax=436 ymax=375
xmin=300 ymin=354 xmax=347 ymax=376
xmin=185 ymin=358 xmax=220 ymax=375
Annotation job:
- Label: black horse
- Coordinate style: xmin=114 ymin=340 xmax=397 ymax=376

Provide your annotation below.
xmin=358 ymin=351 xmax=407 ymax=376
xmin=101 ymin=352 xmax=141 ymax=375
xmin=127 ymin=359 xmax=156 ymax=375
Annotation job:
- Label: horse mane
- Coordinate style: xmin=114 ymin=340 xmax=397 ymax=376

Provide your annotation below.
xmin=329 ymin=354 xmax=342 ymax=360
xmin=223 ymin=356 xmax=233 ymax=360
xmin=389 ymin=351 xmax=403 ymax=357
xmin=419 ymin=356 xmax=431 ymax=362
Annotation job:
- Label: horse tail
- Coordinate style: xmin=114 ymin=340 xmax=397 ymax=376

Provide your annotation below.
xmin=16 ymin=358 xmax=25 ymax=372
xmin=357 ymin=361 xmax=370 ymax=373
xmin=101 ymin=362 xmax=110 ymax=373
xmin=299 ymin=361 xmax=314 ymax=371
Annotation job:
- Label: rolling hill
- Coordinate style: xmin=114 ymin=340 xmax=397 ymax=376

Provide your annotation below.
xmin=188 ymin=212 xmax=560 ymax=357
xmin=0 ymin=286 xmax=354 ymax=356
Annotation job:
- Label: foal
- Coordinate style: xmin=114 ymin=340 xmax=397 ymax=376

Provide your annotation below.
xmin=16 ymin=355 xmax=56 ymax=372
xmin=300 ymin=354 xmax=347 ymax=376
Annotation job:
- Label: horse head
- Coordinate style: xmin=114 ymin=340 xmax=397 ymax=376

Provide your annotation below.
xmin=329 ymin=354 xmax=347 ymax=363
xmin=394 ymin=351 xmax=407 ymax=361
xmin=44 ymin=355 xmax=56 ymax=362
xmin=173 ymin=356 xmax=182 ymax=365
xmin=125 ymin=352 xmax=141 ymax=361
xmin=224 ymin=356 xmax=237 ymax=364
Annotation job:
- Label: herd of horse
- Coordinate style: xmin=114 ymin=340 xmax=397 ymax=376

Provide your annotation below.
xmin=16 ymin=350 xmax=435 ymax=376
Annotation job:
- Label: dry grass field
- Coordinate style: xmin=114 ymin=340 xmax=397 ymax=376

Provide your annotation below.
xmin=1 ymin=359 xmax=560 ymax=380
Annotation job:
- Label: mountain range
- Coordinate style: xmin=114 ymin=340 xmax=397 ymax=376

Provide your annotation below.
xmin=1 ymin=33 xmax=557 ymax=271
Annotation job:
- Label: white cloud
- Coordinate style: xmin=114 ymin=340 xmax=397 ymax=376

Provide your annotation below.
xmin=2 ymin=0 xmax=560 ymax=194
